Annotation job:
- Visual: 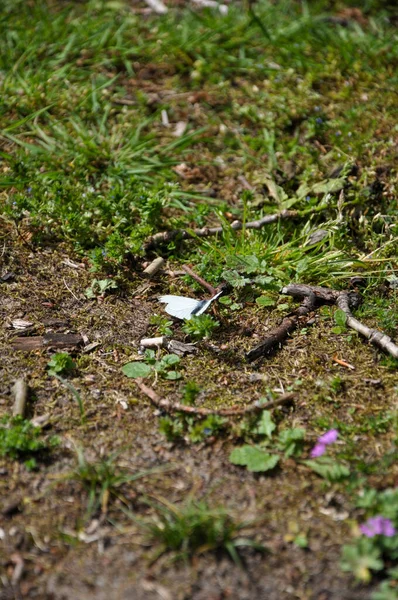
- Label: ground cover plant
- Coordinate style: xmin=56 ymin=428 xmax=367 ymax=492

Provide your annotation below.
xmin=0 ymin=0 xmax=397 ymax=598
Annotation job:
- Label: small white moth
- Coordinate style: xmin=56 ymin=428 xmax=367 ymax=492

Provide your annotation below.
xmin=159 ymin=290 xmax=223 ymax=320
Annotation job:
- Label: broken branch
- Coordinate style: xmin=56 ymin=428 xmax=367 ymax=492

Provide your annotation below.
xmin=246 ymin=293 xmax=317 ymax=361
xmin=248 ymin=282 xmax=398 ymax=360
xmin=135 ymin=378 xmax=294 ymax=416
xmin=336 ymin=292 xmax=398 ymax=359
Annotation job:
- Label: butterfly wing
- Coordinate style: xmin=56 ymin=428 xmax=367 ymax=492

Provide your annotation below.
xmin=159 ymin=295 xmax=202 ymax=320
xmin=194 ymin=290 xmax=223 ymax=316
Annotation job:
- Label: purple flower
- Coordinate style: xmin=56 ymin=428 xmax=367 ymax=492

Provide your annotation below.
xmin=310 ymin=442 xmax=326 ymax=458
xmin=318 ymin=429 xmax=338 ymax=445
xmin=360 ymin=516 xmax=396 ymax=538
xmin=310 ymin=429 xmax=338 ymax=458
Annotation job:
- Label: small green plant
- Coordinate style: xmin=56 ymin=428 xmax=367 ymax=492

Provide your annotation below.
xmin=229 ymin=409 xmax=306 ymax=473
xmin=182 ymin=381 xmax=201 ymax=405
xmin=341 ymin=487 xmax=398 ymax=585
xmin=160 ymin=413 xmax=226 ymax=444
xmin=181 ymin=314 xmax=219 ymax=341
xmin=141 ymin=499 xmax=263 ymax=565
xmin=341 ymin=538 xmax=384 ymax=583
xmin=149 ymin=314 xmax=173 ymax=337
xmin=85 ymin=278 xmax=118 ymax=299
xmin=47 ymin=352 xmax=76 ymax=376
xmin=0 ymin=415 xmax=59 ymax=469
xmin=331 ymin=308 xmax=348 ymax=335
xmin=122 ymin=350 xmax=181 ymax=380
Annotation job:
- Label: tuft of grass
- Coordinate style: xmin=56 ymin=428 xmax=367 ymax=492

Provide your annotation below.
xmin=62 ymin=448 xmax=168 ymax=519
xmin=140 ymin=498 xmax=263 ymax=565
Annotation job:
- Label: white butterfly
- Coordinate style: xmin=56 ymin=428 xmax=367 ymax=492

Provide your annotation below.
xmin=159 ymin=290 xmax=223 ymax=320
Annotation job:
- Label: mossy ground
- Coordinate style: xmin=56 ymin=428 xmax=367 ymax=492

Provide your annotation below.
xmin=1 ymin=1 xmax=398 ymax=598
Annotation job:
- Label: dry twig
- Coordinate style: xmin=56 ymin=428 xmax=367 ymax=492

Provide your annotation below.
xmin=181 ymin=264 xmax=217 ymax=295
xmin=144 ymin=210 xmax=297 ymax=252
xmin=135 ymin=378 xmax=294 ymax=416
xmin=336 ymin=292 xmax=398 ymax=358
xmin=246 ymin=293 xmax=317 ymax=361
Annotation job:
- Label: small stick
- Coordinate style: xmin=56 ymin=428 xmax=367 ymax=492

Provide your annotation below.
xmin=144 ymin=210 xmax=297 ymax=252
xmin=246 ymin=293 xmax=317 ymax=361
xmin=181 ymin=264 xmax=216 ymax=295
xmin=12 ymin=379 xmax=29 ymax=417
xmin=143 ymin=257 xmax=165 ymax=278
xmin=140 ymin=337 xmax=167 ymax=348
xmin=135 ymin=379 xmax=294 ymax=416
xmin=336 ymin=293 xmax=398 ymax=359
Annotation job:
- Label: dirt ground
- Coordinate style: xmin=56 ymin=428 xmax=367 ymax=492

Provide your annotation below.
xmin=1 ymin=225 xmax=396 ymax=599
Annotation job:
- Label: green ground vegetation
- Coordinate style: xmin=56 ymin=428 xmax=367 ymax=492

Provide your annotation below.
xmin=0 ymin=1 xmax=397 ymax=598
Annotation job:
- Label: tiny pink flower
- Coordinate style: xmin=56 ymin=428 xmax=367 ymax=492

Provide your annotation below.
xmin=318 ymin=429 xmax=338 ymax=445
xmin=310 ymin=429 xmax=338 ymax=458
xmin=360 ymin=516 xmax=396 ymax=538
xmin=310 ymin=443 xmax=326 ymax=458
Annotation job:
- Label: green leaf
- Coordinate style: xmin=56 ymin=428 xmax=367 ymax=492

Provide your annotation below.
xmin=277 ymin=303 xmax=290 ymax=312
xmin=226 ymin=255 xmax=261 ymax=274
xmin=254 ymin=275 xmax=279 ymax=290
xmin=122 ymin=362 xmax=152 ymax=379
xmin=229 ymin=445 xmax=279 ymax=472
xmin=372 ymin=580 xmax=398 ymax=600
xmin=334 ymin=309 xmax=347 ymax=327
xmin=222 ymin=270 xmax=251 ymax=289
xmin=256 ymin=295 xmax=277 ymax=307
xmin=164 ymin=371 xmax=182 ymax=380
xmin=47 ymin=352 xmax=75 ymax=375
xmin=160 ymin=354 xmax=180 ymax=367
xmin=331 ymin=326 xmax=344 ymax=334
xmin=312 ymin=178 xmax=346 ymax=195
xmin=278 ymin=428 xmax=306 ymax=457
xmin=304 ymin=457 xmax=350 ymax=481
xmin=255 ymin=411 xmax=276 ymax=438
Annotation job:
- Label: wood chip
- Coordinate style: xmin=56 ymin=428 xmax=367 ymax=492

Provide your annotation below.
xmin=173 ymin=121 xmax=187 ymax=137
xmin=12 ymin=333 xmax=83 ymax=351
xmin=333 ymin=356 xmax=355 ymax=370
xmin=143 ymin=257 xmax=165 ymax=278
xmin=12 ymin=319 xmax=34 ymax=330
